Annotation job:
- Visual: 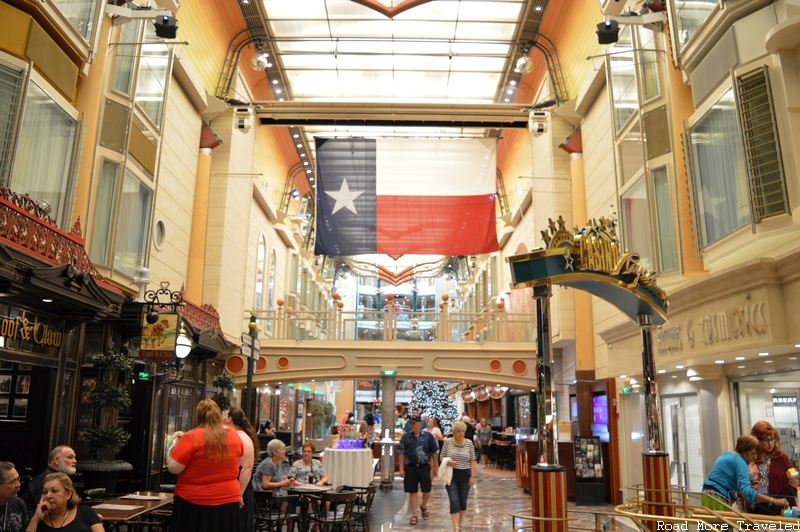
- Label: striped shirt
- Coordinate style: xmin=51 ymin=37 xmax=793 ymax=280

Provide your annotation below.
xmin=440 ymin=438 xmax=477 ymax=469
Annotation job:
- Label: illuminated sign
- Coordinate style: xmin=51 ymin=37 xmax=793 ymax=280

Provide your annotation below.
xmin=0 ymin=315 xmax=62 ymax=348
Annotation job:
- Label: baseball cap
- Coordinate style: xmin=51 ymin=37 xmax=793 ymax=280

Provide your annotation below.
xmin=409 ymin=415 xmax=422 ymax=423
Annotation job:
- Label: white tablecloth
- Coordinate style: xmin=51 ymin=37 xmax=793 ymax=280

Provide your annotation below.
xmin=321 ymin=448 xmax=373 ymax=490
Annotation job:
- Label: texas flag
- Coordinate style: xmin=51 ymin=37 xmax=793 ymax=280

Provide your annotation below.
xmin=314 ymin=138 xmax=500 ymax=256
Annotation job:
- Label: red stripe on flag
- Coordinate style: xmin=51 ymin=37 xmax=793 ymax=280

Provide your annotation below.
xmin=375 ymin=195 xmax=499 ymax=255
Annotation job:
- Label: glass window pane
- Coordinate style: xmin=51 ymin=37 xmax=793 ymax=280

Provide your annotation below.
xmin=610 ymin=27 xmax=637 ymax=133
xmin=113 ymin=170 xmax=152 ymax=277
xmin=643 ymin=106 xmax=671 ymax=160
xmin=618 ymin=121 xmax=645 ymax=186
xmin=88 ymin=160 xmax=119 ymax=265
xmin=638 ymin=26 xmax=660 ymax=101
xmin=52 ymin=0 xmax=99 ymax=41
xmin=266 ymin=250 xmax=275 ymax=332
xmin=134 ymin=26 xmax=170 ymax=128
xmin=10 ymin=81 xmax=77 ymax=227
xmin=113 ymin=20 xmax=141 ymax=95
xmin=255 ymin=237 xmax=266 ymax=309
xmin=0 ymin=61 xmax=24 ymax=183
xmin=689 ymin=89 xmax=749 ymax=247
xmin=620 ymin=178 xmax=655 ymax=272
xmin=651 ymin=167 xmax=677 ymax=272
xmin=673 ymin=0 xmax=717 ymax=55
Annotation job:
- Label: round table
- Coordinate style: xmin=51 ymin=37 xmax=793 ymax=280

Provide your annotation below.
xmin=322 ymin=448 xmax=374 ymax=490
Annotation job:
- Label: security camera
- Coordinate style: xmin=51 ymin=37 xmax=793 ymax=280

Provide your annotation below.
xmin=153 ymin=15 xmax=178 ymax=39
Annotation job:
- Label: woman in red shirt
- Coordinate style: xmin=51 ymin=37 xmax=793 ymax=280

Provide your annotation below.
xmin=168 ymin=399 xmax=244 ymax=531
xmin=748 ymin=420 xmax=799 ymax=515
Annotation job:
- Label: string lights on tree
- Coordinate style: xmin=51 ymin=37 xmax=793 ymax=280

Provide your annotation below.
xmin=408 ymin=380 xmax=459 ymax=433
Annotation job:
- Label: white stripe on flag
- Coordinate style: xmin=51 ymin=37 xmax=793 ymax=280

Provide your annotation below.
xmin=375 ymin=138 xmax=496 ymax=196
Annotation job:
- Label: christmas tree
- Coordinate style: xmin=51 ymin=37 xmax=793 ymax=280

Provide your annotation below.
xmin=408 ymin=380 xmax=460 ymax=433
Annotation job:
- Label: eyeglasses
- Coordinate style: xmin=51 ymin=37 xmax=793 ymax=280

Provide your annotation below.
xmin=4 ymin=478 xmax=21 ymax=485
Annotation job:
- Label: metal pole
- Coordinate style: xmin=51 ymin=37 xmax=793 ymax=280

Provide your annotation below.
xmin=639 ymin=313 xmax=662 ymax=452
xmin=244 ymin=315 xmax=257 ymax=419
xmin=533 ymin=284 xmax=557 ymax=466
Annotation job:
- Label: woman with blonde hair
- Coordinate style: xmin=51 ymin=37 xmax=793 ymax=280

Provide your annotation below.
xmin=26 ymin=472 xmax=103 ymax=531
xmin=168 ymin=399 xmax=244 ymax=531
xmin=438 ymin=420 xmax=477 ymax=532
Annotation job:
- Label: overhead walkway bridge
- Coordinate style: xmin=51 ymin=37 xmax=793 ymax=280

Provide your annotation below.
xmin=234 ymin=303 xmax=542 ymax=388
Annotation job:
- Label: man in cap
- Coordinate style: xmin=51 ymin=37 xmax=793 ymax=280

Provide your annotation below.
xmin=398 ymin=415 xmax=439 ymax=525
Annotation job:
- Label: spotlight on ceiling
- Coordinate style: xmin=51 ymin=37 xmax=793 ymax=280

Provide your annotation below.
xmin=291 ymin=189 xmax=300 ymax=200
xmin=596 ymin=19 xmax=620 ymax=45
xmin=515 ymin=56 xmax=534 ymax=75
xmin=153 ymin=15 xmax=178 ymax=39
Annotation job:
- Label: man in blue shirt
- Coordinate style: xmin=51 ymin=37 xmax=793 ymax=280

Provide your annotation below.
xmin=398 ymin=415 xmax=439 ymax=525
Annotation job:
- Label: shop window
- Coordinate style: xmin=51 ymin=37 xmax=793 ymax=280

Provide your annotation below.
xmin=0 ymin=57 xmax=79 ymax=229
xmin=688 ymin=88 xmax=750 ymax=247
xmin=0 ymin=362 xmax=32 ymax=420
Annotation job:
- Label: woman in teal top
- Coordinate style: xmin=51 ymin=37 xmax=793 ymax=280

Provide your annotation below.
xmin=701 ymin=434 xmax=790 ymax=512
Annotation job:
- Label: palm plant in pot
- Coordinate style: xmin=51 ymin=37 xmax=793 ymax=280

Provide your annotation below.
xmin=78 ymin=350 xmax=133 ymax=493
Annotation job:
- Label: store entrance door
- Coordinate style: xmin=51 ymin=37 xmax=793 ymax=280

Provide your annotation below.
xmin=662 ymin=394 xmax=703 ymax=491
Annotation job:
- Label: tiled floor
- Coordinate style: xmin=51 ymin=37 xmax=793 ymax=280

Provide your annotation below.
xmin=368 ymin=465 xmax=635 ymax=531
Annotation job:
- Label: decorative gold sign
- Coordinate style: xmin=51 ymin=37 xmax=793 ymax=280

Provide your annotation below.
xmin=0 ymin=316 xmax=63 ymax=348
xmin=140 ymin=313 xmax=179 ymax=362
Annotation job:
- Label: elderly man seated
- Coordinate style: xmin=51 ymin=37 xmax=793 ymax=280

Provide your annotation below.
xmin=22 ymin=445 xmax=77 ymax=516
xmin=0 ymin=461 xmax=26 ymax=532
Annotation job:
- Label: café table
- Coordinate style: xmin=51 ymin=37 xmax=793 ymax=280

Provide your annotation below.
xmin=91 ymin=491 xmax=173 ymax=531
xmin=288 ymin=484 xmax=332 ymax=532
xmin=322 ymin=448 xmax=373 ymax=491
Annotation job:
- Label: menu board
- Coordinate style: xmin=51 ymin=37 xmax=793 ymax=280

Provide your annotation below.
xmin=573 ymin=435 xmax=603 ymax=479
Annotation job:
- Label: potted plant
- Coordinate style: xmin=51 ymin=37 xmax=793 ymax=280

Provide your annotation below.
xmin=78 ymin=350 xmax=133 ymax=492
xmin=308 ymin=400 xmax=334 ymax=438
xmin=210 ymin=371 xmax=235 ymax=412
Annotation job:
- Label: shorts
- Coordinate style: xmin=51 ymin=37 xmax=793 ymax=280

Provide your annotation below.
xmin=478 ymin=444 xmax=491 ymax=457
xmin=403 ymin=464 xmax=432 ymax=493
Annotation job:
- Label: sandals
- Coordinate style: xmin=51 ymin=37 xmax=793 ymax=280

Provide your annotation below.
xmin=410 ymin=516 xmax=418 ymax=525
xmin=421 ymin=506 xmax=429 ymax=519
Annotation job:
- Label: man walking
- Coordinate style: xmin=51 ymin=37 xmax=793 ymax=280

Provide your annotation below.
xmin=398 ymin=415 xmax=439 ymax=525
xmin=22 ymin=445 xmax=77 ymax=515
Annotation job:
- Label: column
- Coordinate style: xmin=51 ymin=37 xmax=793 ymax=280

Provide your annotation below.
xmin=531 ymin=284 xmax=567 ymax=531
xmin=639 ymin=313 xmax=673 ymax=524
xmin=186 ymin=148 xmax=212 ymax=302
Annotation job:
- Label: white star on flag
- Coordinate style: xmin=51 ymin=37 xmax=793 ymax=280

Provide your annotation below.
xmin=325 ymin=179 xmax=363 ymax=214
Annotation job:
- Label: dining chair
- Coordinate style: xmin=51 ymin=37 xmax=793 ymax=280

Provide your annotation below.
xmin=255 ymin=490 xmax=300 ymax=531
xmin=340 ymin=482 xmax=377 ymax=532
xmin=307 ymin=491 xmax=357 ymax=532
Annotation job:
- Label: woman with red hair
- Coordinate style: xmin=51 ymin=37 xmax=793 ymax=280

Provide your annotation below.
xmin=168 ymin=399 xmax=245 ymax=531
xmin=748 ymin=420 xmax=798 ymax=514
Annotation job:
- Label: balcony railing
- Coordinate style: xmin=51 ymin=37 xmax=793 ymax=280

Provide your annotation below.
xmin=248 ymin=304 xmax=537 ymax=343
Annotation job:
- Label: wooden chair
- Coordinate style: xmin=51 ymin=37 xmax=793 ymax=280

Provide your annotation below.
xmin=340 ymin=482 xmax=378 ymax=532
xmin=307 ymin=491 xmax=357 ymax=532
xmin=255 ymin=490 xmax=300 ymax=531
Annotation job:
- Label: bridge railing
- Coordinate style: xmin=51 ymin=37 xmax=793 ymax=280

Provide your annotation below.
xmin=247 ymin=306 xmax=537 ymax=343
